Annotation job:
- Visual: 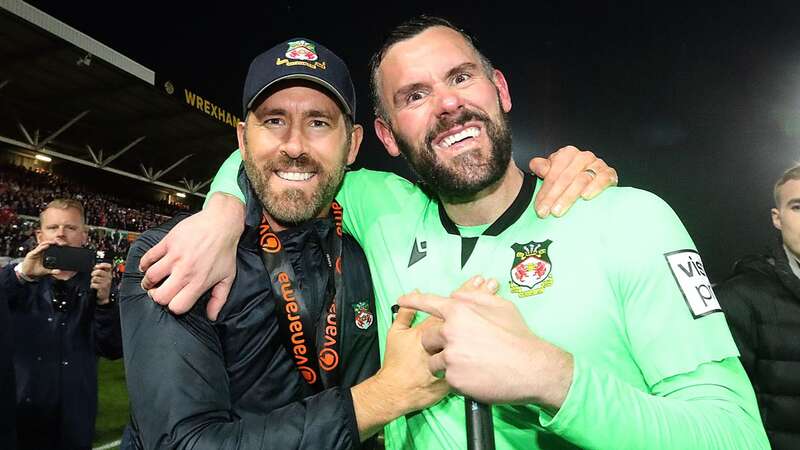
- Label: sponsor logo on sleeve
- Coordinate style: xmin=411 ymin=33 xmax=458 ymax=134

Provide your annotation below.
xmin=509 ymin=239 xmax=554 ymax=298
xmin=664 ymin=249 xmax=722 ymax=318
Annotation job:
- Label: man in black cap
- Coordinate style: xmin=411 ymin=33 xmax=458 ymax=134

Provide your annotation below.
xmin=120 ymin=37 xmax=447 ymax=449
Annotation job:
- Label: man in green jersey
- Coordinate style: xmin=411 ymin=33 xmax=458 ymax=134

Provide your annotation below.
xmin=354 ymin=16 xmax=767 ymax=449
xmin=137 ymin=17 xmax=767 ymax=450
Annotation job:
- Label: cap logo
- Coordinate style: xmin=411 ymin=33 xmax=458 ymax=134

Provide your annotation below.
xmin=276 ymin=40 xmax=327 ymax=70
xmin=286 ymin=40 xmax=318 ymax=61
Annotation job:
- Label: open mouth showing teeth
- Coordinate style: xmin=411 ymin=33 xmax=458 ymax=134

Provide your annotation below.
xmin=276 ymin=171 xmax=314 ymax=181
xmin=439 ymin=127 xmax=480 ymax=148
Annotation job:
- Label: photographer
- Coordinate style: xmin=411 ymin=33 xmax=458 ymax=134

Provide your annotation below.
xmin=0 ymin=198 xmax=122 ymax=450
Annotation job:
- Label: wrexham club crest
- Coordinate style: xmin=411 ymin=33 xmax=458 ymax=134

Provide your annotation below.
xmin=353 ymin=301 xmax=373 ymax=330
xmin=509 ymin=240 xmax=554 ymax=298
xmin=286 ymin=40 xmax=319 ymax=61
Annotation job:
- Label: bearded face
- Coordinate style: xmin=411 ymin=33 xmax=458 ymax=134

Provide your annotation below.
xmin=393 ymin=105 xmax=512 ymax=202
xmin=237 ymin=82 xmax=357 ymax=227
xmin=242 ymin=133 xmax=348 ymax=226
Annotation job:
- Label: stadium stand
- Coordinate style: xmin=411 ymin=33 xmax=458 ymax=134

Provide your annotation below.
xmin=0 ymin=2 xmax=243 ymax=447
xmin=0 ymin=163 xmax=188 ymax=233
xmin=0 ymin=1 xmax=237 ymax=201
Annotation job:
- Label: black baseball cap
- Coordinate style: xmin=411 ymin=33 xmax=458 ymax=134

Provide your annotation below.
xmin=242 ymin=38 xmax=356 ymax=120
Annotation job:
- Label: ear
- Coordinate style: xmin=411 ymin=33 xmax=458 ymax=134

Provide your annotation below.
xmin=374 ymin=117 xmax=401 ymax=157
xmin=35 ymin=229 xmax=42 ymax=244
xmin=772 ymin=207 xmax=782 ymax=231
xmin=346 ymin=124 xmax=364 ymax=166
xmin=492 ymin=69 xmax=512 ymax=113
xmin=236 ymin=119 xmax=247 ymax=159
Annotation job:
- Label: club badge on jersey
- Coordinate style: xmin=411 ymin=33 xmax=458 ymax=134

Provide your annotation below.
xmin=509 ymin=239 xmax=554 ymax=298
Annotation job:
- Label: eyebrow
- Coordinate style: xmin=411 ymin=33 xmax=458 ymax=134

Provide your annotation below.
xmin=445 ymin=62 xmax=480 ymax=81
xmin=393 ymin=83 xmax=427 ymax=107
xmin=786 ymin=198 xmax=800 ymax=207
xmin=260 ymin=107 xmax=286 ymax=117
xmin=257 ymin=108 xmax=336 ymax=120
xmin=303 ymin=109 xmax=335 ymax=120
xmin=391 ymin=62 xmax=482 ymax=107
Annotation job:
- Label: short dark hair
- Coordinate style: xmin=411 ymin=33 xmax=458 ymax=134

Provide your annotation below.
xmin=774 ymin=165 xmax=800 ymax=207
xmin=368 ymin=15 xmax=494 ymax=122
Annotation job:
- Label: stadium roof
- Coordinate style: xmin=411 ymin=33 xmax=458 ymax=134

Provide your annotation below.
xmin=0 ymin=0 xmax=239 ymax=198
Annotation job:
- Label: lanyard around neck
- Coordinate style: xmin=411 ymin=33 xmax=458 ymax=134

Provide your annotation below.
xmin=258 ymin=202 xmax=344 ymax=391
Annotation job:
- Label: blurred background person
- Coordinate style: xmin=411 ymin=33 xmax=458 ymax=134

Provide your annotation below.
xmin=715 ymin=164 xmax=800 ymax=450
xmin=0 ymin=199 xmax=122 ymax=450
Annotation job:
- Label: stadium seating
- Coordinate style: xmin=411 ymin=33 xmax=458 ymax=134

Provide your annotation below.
xmin=0 ymin=163 xmax=192 ymax=261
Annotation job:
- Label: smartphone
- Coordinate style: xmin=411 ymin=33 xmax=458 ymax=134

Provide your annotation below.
xmin=43 ymin=246 xmax=96 ymax=272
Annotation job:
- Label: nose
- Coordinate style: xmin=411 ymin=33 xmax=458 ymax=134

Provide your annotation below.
xmin=279 ymin=123 xmax=305 ymax=159
xmin=435 ymin=84 xmax=464 ymax=118
xmin=54 ymin=227 xmax=67 ymax=245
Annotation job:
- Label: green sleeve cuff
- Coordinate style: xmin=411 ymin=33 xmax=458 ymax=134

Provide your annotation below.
xmin=538 ymin=354 xmax=583 ymax=433
xmin=538 ymin=356 xmax=770 ymax=450
xmin=204 ymin=149 xmax=246 ymax=208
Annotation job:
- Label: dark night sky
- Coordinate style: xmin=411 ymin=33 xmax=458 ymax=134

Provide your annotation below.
xmin=22 ymin=0 xmax=800 ymax=281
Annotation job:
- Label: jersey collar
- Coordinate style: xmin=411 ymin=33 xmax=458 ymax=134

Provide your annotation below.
xmin=437 ymin=172 xmax=538 ymax=267
xmin=437 ymin=172 xmax=537 ymax=237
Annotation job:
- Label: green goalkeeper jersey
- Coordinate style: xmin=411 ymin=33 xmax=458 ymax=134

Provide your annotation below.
xmin=209 ymin=151 xmax=768 ymax=450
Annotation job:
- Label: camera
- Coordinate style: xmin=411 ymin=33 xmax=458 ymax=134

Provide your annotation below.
xmin=43 ymin=246 xmax=114 ymax=273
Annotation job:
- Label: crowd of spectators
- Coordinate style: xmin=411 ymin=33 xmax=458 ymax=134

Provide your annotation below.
xmin=0 ymin=163 xmax=189 ymax=233
xmin=0 ymin=216 xmax=36 ymax=259
xmin=0 ymin=163 xmax=192 ymax=265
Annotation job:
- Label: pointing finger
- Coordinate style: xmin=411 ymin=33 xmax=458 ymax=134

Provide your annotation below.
xmin=397 ymin=292 xmax=451 ymax=320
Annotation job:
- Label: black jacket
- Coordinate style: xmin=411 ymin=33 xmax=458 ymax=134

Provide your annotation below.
xmin=0 ymin=278 xmax=17 ymax=450
xmin=715 ymin=242 xmax=800 ymax=450
xmin=120 ymin=197 xmax=379 ymax=448
xmin=1 ymin=265 xmax=123 ymax=450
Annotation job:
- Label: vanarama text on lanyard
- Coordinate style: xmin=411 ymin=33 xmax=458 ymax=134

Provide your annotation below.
xmin=258 ymin=202 xmax=344 ymax=392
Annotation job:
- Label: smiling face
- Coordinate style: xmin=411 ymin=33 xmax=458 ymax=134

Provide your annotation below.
xmin=373 ymin=26 xmax=514 ymax=202
xmin=237 ymin=80 xmax=362 ymax=227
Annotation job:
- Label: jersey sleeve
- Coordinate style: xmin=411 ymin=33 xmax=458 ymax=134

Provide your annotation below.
xmin=537 ymin=189 xmax=766 ymax=449
xmin=609 ymin=189 xmax=739 ymax=385
xmin=540 ymin=356 xmax=769 ymax=449
xmin=205 ymin=149 xmax=246 ymax=206
xmin=335 ymin=169 xmax=428 ymax=244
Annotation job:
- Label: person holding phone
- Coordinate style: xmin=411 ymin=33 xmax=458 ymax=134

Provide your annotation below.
xmin=0 ymin=198 xmax=122 ymax=450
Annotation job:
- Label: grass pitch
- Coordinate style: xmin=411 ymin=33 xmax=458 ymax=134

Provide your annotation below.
xmin=94 ymin=358 xmax=129 ymax=447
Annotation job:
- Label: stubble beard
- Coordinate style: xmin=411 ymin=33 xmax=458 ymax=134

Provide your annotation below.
xmin=394 ymin=106 xmax=513 ymax=204
xmin=242 ymin=142 xmax=347 ymax=226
